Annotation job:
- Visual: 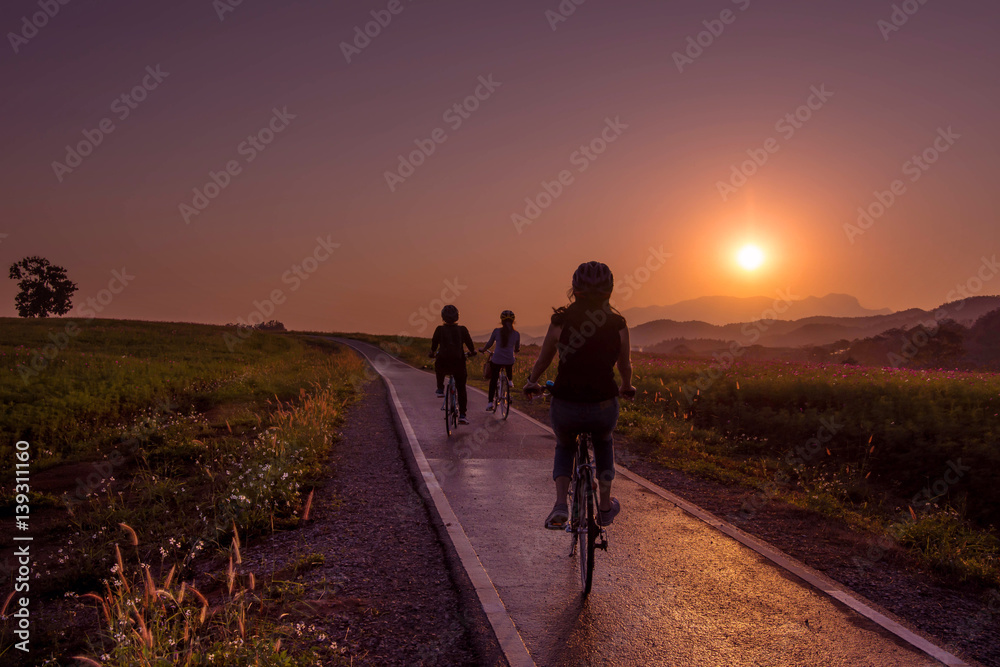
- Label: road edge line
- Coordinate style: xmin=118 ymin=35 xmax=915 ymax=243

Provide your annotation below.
xmin=340 ymin=340 xmax=536 ymax=667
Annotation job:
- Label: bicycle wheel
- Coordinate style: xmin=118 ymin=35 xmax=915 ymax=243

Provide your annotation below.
xmin=584 ymin=470 xmax=597 ymax=595
xmin=574 ymin=472 xmax=595 ymax=594
xmin=444 ymin=381 xmax=454 ymax=436
xmin=497 ymin=371 xmax=510 ymax=419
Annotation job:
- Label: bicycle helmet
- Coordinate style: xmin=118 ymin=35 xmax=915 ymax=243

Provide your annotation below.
xmin=500 ymin=309 xmax=515 ymax=322
xmin=571 ymin=261 xmax=614 ymax=294
xmin=441 ymin=304 xmax=459 ymax=323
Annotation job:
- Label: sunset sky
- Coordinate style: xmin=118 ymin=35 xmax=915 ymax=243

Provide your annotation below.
xmin=2 ymin=0 xmax=998 ymax=334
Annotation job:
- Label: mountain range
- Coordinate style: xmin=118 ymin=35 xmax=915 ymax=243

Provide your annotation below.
xmin=636 ymin=295 xmax=1000 ymax=372
xmin=481 ymin=293 xmax=895 ymax=341
xmin=620 ymin=293 xmax=891 ymax=327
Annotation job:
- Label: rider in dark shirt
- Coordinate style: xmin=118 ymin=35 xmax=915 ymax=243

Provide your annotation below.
xmin=430 ymin=304 xmax=476 ymax=424
xmin=523 ymin=261 xmax=635 ymax=529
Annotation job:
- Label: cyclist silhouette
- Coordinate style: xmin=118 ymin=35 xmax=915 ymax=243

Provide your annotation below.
xmin=523 ymin=262 xmax=635 ymax=529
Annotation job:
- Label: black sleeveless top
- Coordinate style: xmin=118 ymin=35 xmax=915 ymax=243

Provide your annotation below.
xmin=550 ymin=301 xmax=626 ymax=403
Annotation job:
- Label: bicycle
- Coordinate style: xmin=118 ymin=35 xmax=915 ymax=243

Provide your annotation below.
xmin=527 ymin=380 xmax=635 ymax=595
xmin=485 ymin=363 xmax=512 ymax=420
xmin=432 ymin=350 xmax=475 ymax=437
xmin=479 ymin=348 xmax=513 ymax=421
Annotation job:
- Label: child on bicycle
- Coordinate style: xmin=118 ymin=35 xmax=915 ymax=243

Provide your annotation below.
xmin=430 ymin=304 xmax=477 ymax=424
xmin=479 ymin=309 xmax=520 ymax=411
xmin=523 ymin=261 xmax=635 ymax=529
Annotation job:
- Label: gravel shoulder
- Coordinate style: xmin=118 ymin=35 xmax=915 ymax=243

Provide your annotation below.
xmin=240 ymin=373 xmax=506 ymax=666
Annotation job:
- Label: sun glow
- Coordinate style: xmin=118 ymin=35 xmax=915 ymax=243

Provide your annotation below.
xmin=737 ymin=244 xmax=765 ymax=271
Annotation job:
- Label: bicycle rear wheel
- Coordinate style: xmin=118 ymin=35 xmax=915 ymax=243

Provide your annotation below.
xmin=500 ymin=374 xmax=511 ymax=420
xmin=445 ymin=382 xmax=454 ymax=436
xmin=574 ymin=472 xmax=595 ymax=595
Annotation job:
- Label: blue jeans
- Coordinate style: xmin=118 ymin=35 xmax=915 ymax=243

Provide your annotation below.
xmin=550 ymin=397 xmax=618 ymax=483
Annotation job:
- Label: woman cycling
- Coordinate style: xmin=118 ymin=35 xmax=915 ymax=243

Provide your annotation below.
xmin=430 ymin=304 xmax=477 ymax=425
xmin=479 ymin=310 xmax=520 ymax=411
xmin=523 ymin=261 xmax=635 ymax=529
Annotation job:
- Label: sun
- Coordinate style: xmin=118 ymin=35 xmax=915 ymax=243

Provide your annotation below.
xmin=737 ymin=244 xmax=765 ymax=271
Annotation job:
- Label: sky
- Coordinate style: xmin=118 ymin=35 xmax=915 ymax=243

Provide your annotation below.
xmin=1 ymin=0 xmax=998 ymax=335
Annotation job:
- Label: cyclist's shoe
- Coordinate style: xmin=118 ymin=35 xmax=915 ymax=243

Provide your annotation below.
xmin=545 ymin=503 xmax=569 ymax=530
xmin=458 ymin=414 xmax=469 ymax=425
xmin=486 ymin=402 xmax=494 ymax=411
xmin=435 ymin=389 xmax=444 ymax=398
xmin=597 ymin=498 xmax=620 ymax=527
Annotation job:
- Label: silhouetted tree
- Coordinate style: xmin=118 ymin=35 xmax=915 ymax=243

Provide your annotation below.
xmin=8 ymin=256 xmax=78 ymax=318
xmin=258 ymin=320 xmax=286 ymax=331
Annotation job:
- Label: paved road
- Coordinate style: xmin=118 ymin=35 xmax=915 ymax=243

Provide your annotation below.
xmin=341 ymin=340 xmax=951 ymax=667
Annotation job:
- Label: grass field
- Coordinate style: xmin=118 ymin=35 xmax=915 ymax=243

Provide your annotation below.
xmin=4 ymin=319 xmax=998 ymax=663
xmin=345 ymin=332 xmax=1000 ymax=588
xmin=1 ymin=319 xmax=367 ymax=665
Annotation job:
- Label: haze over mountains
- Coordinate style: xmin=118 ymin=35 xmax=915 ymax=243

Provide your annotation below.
xmin=492 ymin=293 xmax=895 ymax=341
xmin=500 ymin=294 xmax=1000 ymax=371
xmin=620 ymin=293 xmax=891 ymax=327
xmin=630 ymin=295 xmax=1000 ymax=349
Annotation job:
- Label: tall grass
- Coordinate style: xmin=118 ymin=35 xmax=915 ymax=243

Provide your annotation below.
xmin=0 ymin=321 xmax=367 ymax=664
xmin=74 ymin=524 xmax=323 ymax=666
xmin=0 ymin=318 xmax=322 ymax=464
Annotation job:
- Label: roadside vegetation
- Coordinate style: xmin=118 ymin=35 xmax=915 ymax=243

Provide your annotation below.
xmin=345 ymin=333 xmax=1000 ymax=590
xmin=1 ymin=319 xmax=367 ymax=665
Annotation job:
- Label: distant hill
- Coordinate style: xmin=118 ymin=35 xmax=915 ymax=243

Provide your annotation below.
xmin=630 ymin=295 xmax=1000 ymax=351
xmin=621 ymin=293 xmax=890 ymax=327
